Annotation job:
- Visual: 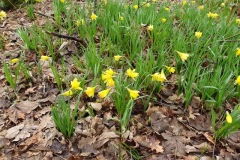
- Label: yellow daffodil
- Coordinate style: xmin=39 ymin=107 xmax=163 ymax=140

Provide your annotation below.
xmin=62 ymin=90 xmax=73 ymax=96
xmin=164 ymin=7 xmax=169 ymax=12
xmin=161 ymin=18 xmax=166 ymax=23
xmin=114 ymin=55 xmax=123 ymax=61
xmin=226 ymin=111 xmax=232 ymax=124
xmin=158 ymin=70 xmax=166 ymax=82
xmin=41 ymin=55 xmax=50 ymax=61
xmin=195 ymin=31 xmax=202 ymax=39
xmin=127 ymin=88 xmax=139 ymax=99
xmin=35 ymin=0 xmax=43 ymax=2
xmin=101 ymin=0 xmax=107 ymax=4
xmin=71 ymin=78 xmax=83 ymax=90
xmin=85 ymin=86 xmax=96 ymax=98
xmin=98 ymin=88 xmax=111 ymax=98
xmin=10 ymin=58 xmax=19 ymax=64
xmin=102 ymin=69 xmax=116 ymax=86
xmin=207 ymin=12 xmax=218 ymax=19
xmin=76 ymin=19 xmax=84 ymax=26
xmin=133 ymin=5 xmax=138 ymax=10
xmin=119 ymin=16 xmax=124 ymax=21
xmin=165 ymin=66 xmax=175 ymax=73
xmin=182 ymin=0 xmax=187 ymax=6
xmin=126 ymin=68 xmax=139 ymax=80
xmin=236 ymin=19 xmax=240 ymax=25
xmin=199 ymin=5 xmax=204 ymax=10
xmin=221 ymin=3 xmax=225 ymax=7
xmin=145 ymin=3 xmax=150 ymax=8
xmin=235 ymin=75 xmax=240 ymax=85
xmin=106 ymin=78 xmax=115 ymax=87
xmin=151 ymin=70 xmax=166 ymax=83
xmin=102 ymin=73 xmax=113 ymax=81
xmin=151 ymin=72 xmax=160 ymax=81
xmin=147 ymin=25 xmax=153 ymax=31
xmin=177 ymin=51 xmax=190 ymax=62
xmin=105 ymin=68 xmax=116 ymax=76
xmin=0 ymin=11 xmax=7 ymax=20
xmin=236 ymin=48 xmax=240 ymax=57
xmin=91 ymin=13 xmax=98 ymax=21
xmin=60 ymin=0 xmax=65 ymax=3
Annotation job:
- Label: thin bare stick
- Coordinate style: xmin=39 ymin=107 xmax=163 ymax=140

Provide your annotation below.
xmin=44 ymin=30 xmax=87 ymax=47
xmin=34 ymin=11 xmax=55 ymax=20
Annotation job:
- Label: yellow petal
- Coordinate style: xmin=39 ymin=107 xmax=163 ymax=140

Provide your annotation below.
xmin=98 ymin=88 xmax=111 ymax=98
xmin=127 ymin=88 xmax=139 ymax=99
xmin=10 ymin=58 xmax=19 ymax=64
xmin=85 ymin=86 xmax=96 ymax=98
xmin=226 ymin=111 xmax=232 ymax=124
xmin=71 ymin=78 xmax=82 ymax=90
xmin=176 ymin=51 xmax=189 ymax=62
xmin=41 ymin=56 xmax=50 ymax=61
xmin=62 ymin=90 xmax=73 ymax=96
xmin=235 ymin=75 xmax=240 ymax=85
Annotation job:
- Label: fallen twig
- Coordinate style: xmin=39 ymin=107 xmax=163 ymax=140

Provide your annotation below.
xmin=34 ymin=11 xmax=55 ymax=20
xmin=44 ymin=30 xmax=87 ymax=47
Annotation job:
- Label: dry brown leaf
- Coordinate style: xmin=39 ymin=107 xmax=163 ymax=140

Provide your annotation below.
xmin=149 ymin=136 xmax=164 ymax=153
xmin=88 ymin=102 xmax=102 ymax=111
xmin=5 ymin=123 xmax=24 ymax=139
xmin=133 ymin=135 xmax=164 ymax=153
xmin=202 ymin=132 xmax=214 ymax=144
xmin=161 ymin=131 xmax=190 ymax=156
xmin=15 ymin=101 xmax=39 ymax=114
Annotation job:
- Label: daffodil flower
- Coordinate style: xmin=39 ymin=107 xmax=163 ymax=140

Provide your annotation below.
xmin=114 ymin=55 xmax=123 ymax=61
xmin=220 ymin=3 xmax=225 ymax=7
xmin=127 ymin=88 xmax=139 ymax=99
xmin=164 ymin=7 xmax=169 ymax=12
xmin=147 ymin=25 xmax=153 ymax=31
xmin=91 ymin=13 xmax=98 ymax=21
xmin=195 ymin=31 xmax=202 ymax=39
xmin=62 ymin=90 xmax=73 ymax=96
xmin=98 ymin=88 xmax=111 ymax=98
xmin=133 ymin=5 xmax=138 ymax=10
xmin=41 ymin=56 xmax=50 ymax=61
xmin=85 ymin=86 xmax=96 ymax=98
xmin=236 ymin=48 xmax=240 ymax=57
xmin=165 ymin=66 xmax=175 ymax=73
xmin=76 ymin=19 xmax=84 ymax=26
xmin=119 ymin=16 xmax=124 ymax=21
xmin=235 ymin=75 xmax=240 ymax=85
xmin=105 ymin=68 xmax=116 ymax=76
xmin=226 ymin=111 xmax=232 ymax=124
xmin=151 ymin=70 xmax=166 ymax=83
xmin=10 ymin=58 xmax=19 ymax=64
xmin=71 ymin=78 xmax=83 ymax=90
xmin=0 ymin=11 xmax=7 ymax=20
xmin=106 ymin=78 xmax=115 ymax=87
xmin=60 ymin=0 xmax=65 ymax=3
xmin=198 ymin=5 xmax=204 ymax=10
xmin=207 ymin=12 xmax=218 ymax=19
xmin=126 ymin=68 xmax=139 ymax=80
xmin=161 ymin=18 xmax=166 ymax=23
xmin=236 ymin=19 xmax=240 ymax=25
xmin=182 ymin=0 xmax=187 ymax=6
xmin=176 ymin=51 xmax=190 ymax=62
xmin=145 ymin=3 xmax=150 ymax=8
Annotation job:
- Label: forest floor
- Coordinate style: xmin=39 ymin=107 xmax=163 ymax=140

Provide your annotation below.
xmin=0 ymin=0 xmax=240 ymax=160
